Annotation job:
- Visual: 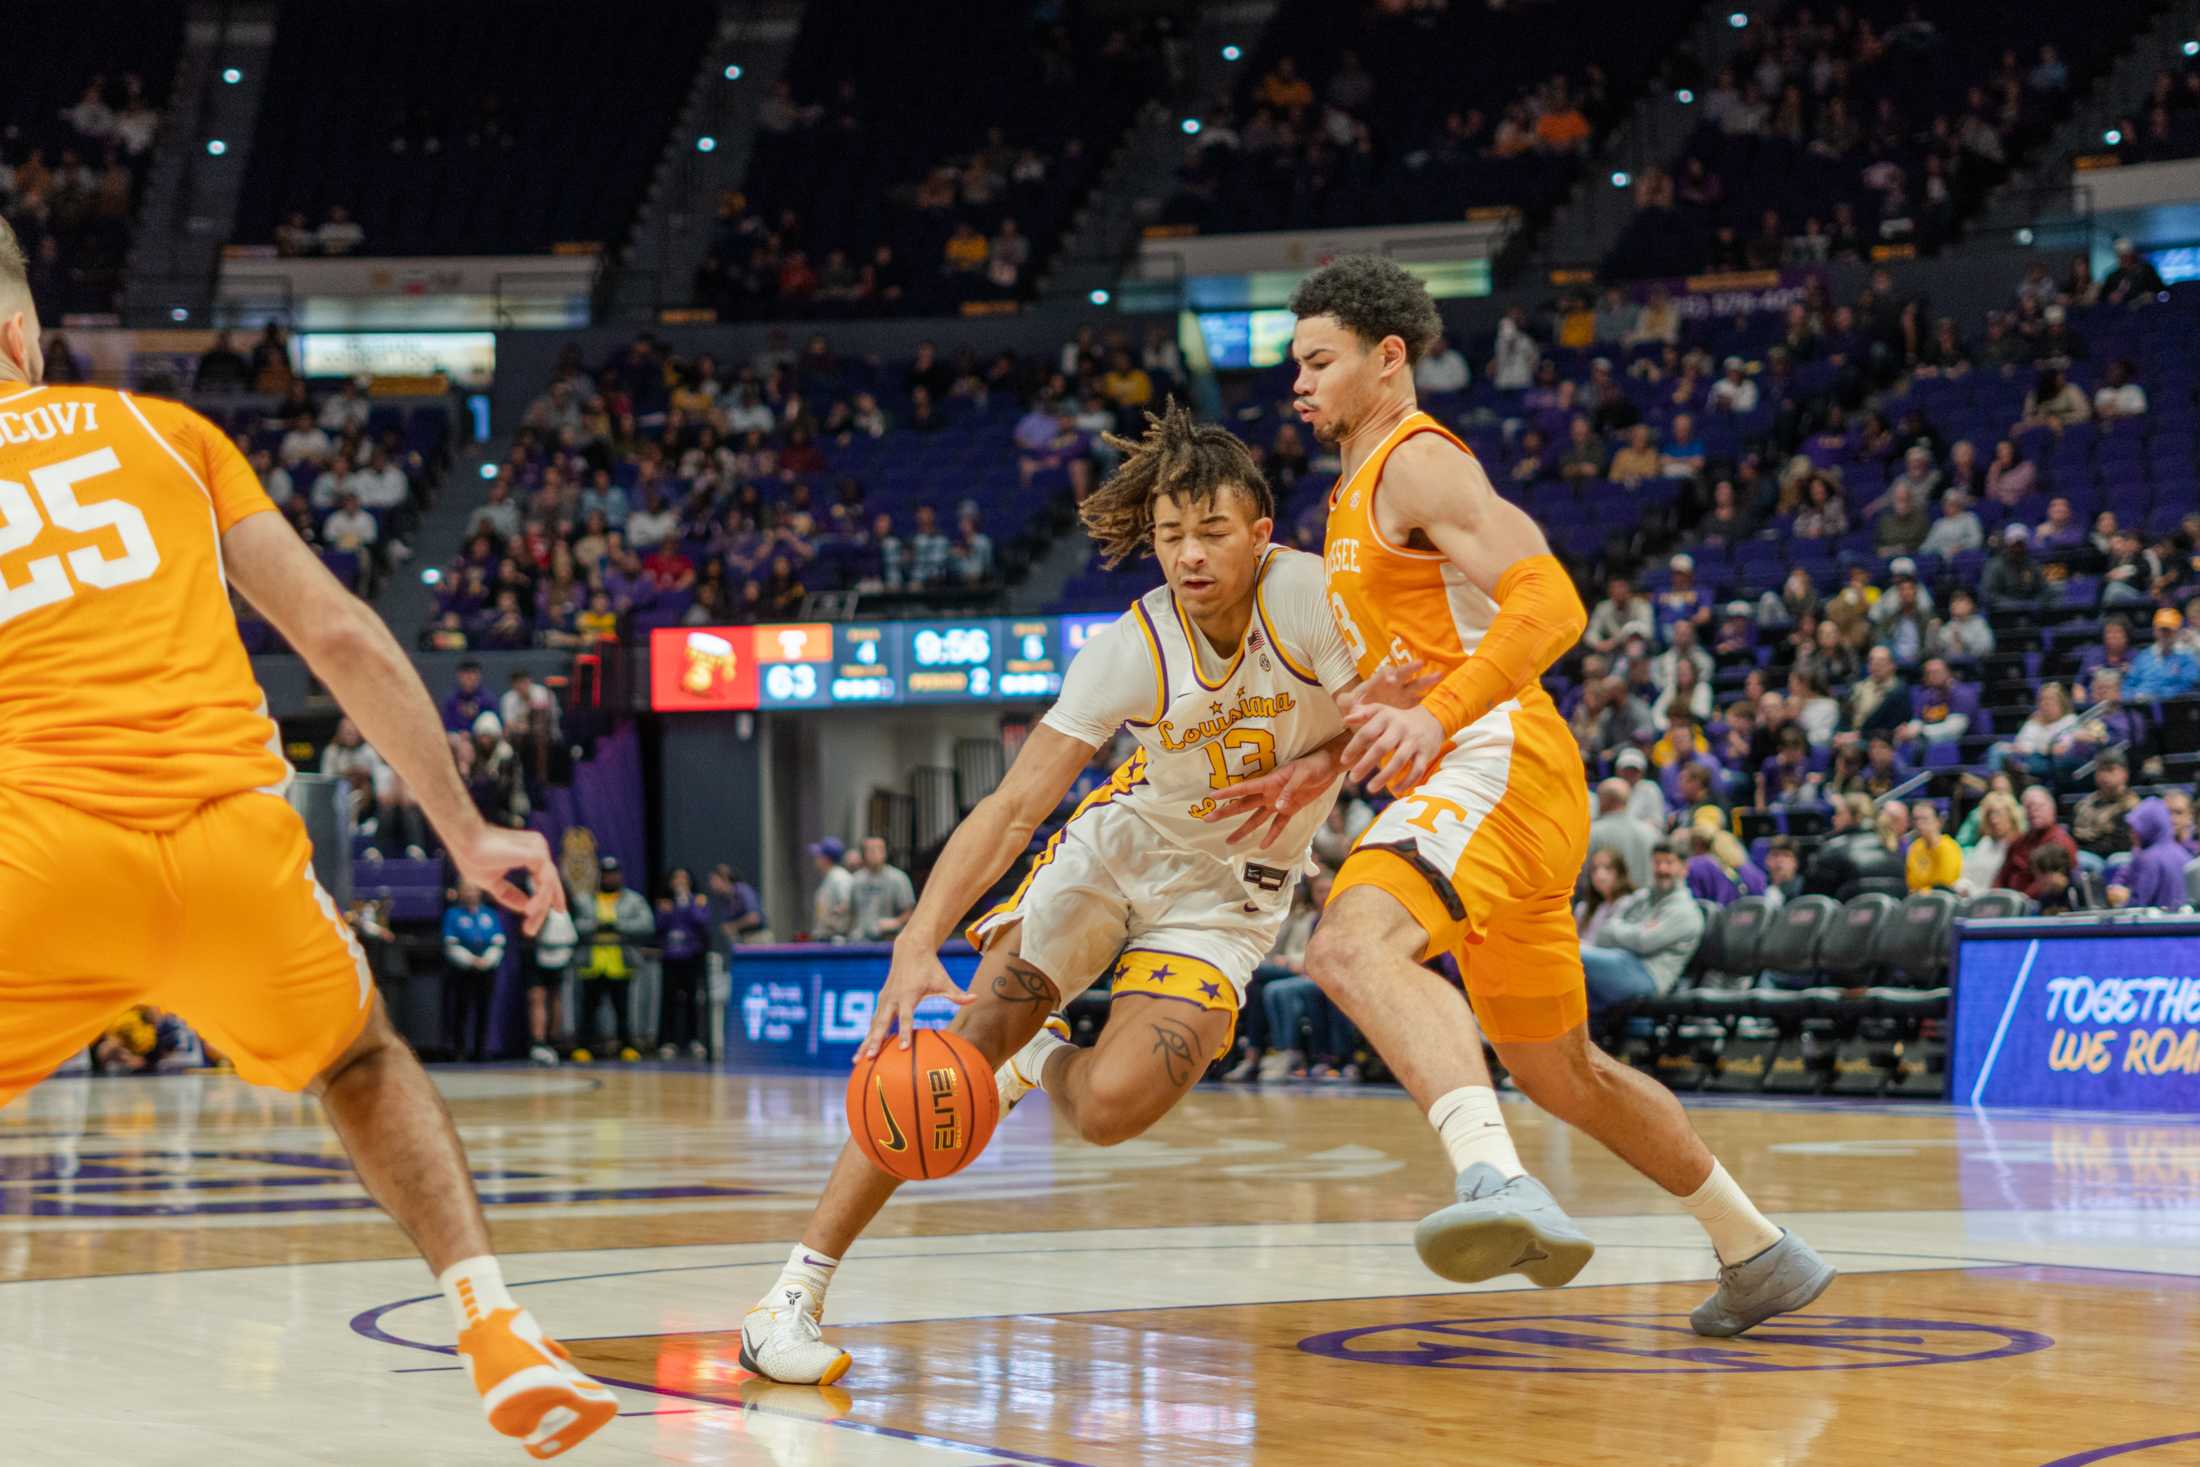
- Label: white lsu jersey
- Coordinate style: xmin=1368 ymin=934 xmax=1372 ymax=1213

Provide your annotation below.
xmin=968 ymin=546 xmax=1362 ymax=1010
xmin=1041 ymin=545 xmax=1359 ymax=876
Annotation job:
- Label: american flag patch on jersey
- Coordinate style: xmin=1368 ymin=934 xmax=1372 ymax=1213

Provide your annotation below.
xmin=1247 ymin=628 xmax=1266 ymax=651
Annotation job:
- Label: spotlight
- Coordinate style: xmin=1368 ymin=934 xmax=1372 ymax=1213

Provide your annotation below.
xmin=478 ymin=463 xmax=499 ymax=481
xmin=1088 ymin=288 xmax=1112 ymax=306
xmin=2104 ymin=128 xmax=2123 ymax=146
xmin=1728 ymin=11 xmax=1749 ymax=28
xmin=1221 ymin=44 xmax=1242 ymax=61
xmin=723 ymin=63 xmax=744 ymax=80
xmin=169 ymin=307 xmax=189 ymax=322
xmin=205 ymin=139 xmax=227 ymax=156
xmin=1611 ymin=171 xmax=1631 ymax=188
xmin=696 ymin=135 xmax=717 ymax=153
xmin=1676 ymin=89 xmax=1695 ymax=104
xmin=1181 ymin=118 xmax=1203 ymax=136
xmin=222 ymin=67 xmax=243 ymax=85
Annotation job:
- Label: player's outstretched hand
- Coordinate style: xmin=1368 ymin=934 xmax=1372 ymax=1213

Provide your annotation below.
xmin=1340 ymin=657 xmax=1440 ymax=715
xmin=861 ymin=944 xmax=974 ymax=1059
xmin=1206 ymin=749 xmax=1342 ymax=850
xmin=447 ymin=819 xmax=567 ymax=937
xmin=1341 ymin=702 xmax=1446 ymax=797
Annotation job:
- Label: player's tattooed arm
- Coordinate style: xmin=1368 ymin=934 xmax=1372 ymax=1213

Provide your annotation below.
xmin=991 ymin=960 xmax=1057 ymax=1007
xmin=1150 ymin=1018 xmax=1199 ymax=1088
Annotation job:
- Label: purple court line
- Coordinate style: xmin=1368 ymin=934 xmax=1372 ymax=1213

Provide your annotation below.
xmin=2039 ymin=1432 xmax=2200 ymax=1465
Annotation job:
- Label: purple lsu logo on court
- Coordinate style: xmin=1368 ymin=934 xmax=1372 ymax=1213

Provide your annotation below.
xmin=1298 ymin=1313 xmax=2053 ymax=1374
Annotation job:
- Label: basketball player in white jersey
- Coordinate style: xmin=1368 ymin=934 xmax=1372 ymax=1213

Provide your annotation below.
xmin=742 ymin=403 xmax=1402 ymax=1384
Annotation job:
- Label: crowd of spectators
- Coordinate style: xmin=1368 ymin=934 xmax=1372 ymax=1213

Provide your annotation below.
xmin=2100 ymin=57 xmax=2200 ymax=166
xmin=433 ymin=324 xmax=1181 ymax=649
xmin=1611 ymin=4 xmax=2123 ymax=276
xmin=1163 ymin=0 xmax=1700 ymax=235
xmin=1 ymin=71 xmax=161 ymax=315
xmin=699 ymin=7 xmax=1160 ymax=319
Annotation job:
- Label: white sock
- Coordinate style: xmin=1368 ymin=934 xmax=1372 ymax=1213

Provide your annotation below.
xmin=1429 ymin=1085 xmax=1524 ymax=1180
xmin=439 ymin=1255 xmax=517 ymax=1334
xmin=1679 ymin=1160 xmax=1783 ymax=1266
xmin=760 ymin=1243 xmax=839 ymax=1315
xmin=1003 ymin=1026 xmax=1070 ymax=1100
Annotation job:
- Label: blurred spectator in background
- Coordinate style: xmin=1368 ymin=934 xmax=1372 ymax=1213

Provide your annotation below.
xmin=809 ymin=837 xmax=854 ymax=941
xmin=655 ymin=867 xmax=714 ymax=1061
xmin=2110 ymin=799 xmax=2188 ymax=909
xmin=709 ymin=863 xmax=771 ymax=945
xmin=2126 ymin=609 xmax=2200 ymax=700
xmin=465 ymin=711 xmax=529 ymax=827
xmin=194 ymin=331 xmax=250 ymax=391
xmin=573 ymin=856 xmax=651 ymax=1062
xmin=1961 ymin=792 xmax=2022 ymax=897
xmin=1415 ymin=334 xmax=1470 ymax=395
xmin=2101 ymin=238 xmax=2164 ymax=306
xmin=850 ymin=836 xmax=915 ymax=942
xmin=441 ymin=879 xmax=506 ymax=1063
xmin=1906 ymin=801 xmax=1962 ymax=892
xmin=1586 ymin=779 xmax=1659 ymax=905
xmin=528 ymin=906 xmax=576 ymax=1066
xmin=1578 ymin=841 xmax=1702 ymax=1016
xmin=1997 ymin=785 xmax=2082 ymax=900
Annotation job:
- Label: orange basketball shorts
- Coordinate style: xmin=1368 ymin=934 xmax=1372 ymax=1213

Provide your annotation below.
xmin=1329 ymin=708 xmax=1592 ymax=1045
xmin=0 ymin=785 xmax=375 ymax=1109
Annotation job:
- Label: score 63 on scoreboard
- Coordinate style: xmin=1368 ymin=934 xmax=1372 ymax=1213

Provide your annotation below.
xmin=650 ymin=615 xmax=1089 ymax=712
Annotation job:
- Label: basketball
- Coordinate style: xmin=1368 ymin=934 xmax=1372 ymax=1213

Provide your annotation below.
xmin=844 ymin=1028 xmax=999 ymax=1181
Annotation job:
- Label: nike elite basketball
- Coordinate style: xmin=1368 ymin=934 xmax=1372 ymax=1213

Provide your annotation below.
xmin=845 ymin=1029 xmax=1000 ymax=1181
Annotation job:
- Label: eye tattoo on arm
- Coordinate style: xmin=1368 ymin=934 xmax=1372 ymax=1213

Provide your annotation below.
xmin=991 ymin=960 xmax=1055 ymax=1007
xmin=1150 ymin=1019 xmax=1198 ymax=1088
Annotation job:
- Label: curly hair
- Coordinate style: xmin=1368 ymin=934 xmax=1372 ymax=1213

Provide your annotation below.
xmin=1287 ymin=253 xmax=1443 ymax=365
xmin=1078 ymin=399 xmax=1272 ymax=570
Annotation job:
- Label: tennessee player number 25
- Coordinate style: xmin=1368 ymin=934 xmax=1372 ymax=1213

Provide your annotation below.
xmin=0 ymin=448 xmax=162 ymax=627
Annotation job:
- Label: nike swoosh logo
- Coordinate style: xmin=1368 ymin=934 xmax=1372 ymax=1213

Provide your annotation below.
xmin=874 ymin=1074 xmax=909 ymax=1153
xmin=1513 ymin=1244 xmax=1550 ymax=1267
xmin=800 ymin=1254 xmax=831 ymax=1268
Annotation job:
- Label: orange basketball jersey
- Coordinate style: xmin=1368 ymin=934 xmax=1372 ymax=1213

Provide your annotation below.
xmin=1321 ymin=410 xmax=1558 ymax=720
xmin=0 ymin=381 xmax=287 ymax=830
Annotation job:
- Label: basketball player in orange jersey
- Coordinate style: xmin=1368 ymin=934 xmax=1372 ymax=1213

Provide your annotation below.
xmin=0 ymin=219 xmax=616 ymax=1458
xmin=1216 ymin=255 xmax=1833 ymax=1336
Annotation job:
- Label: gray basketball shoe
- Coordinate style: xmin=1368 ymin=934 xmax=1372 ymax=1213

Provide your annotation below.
xmin=1413 ymin=1163 xmax=1596 ymax=1288
xmin=1690 ymin=1229 xmax=1837 ymax=1337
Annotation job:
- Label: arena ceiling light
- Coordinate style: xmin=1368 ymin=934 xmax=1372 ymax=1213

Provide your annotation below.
xmin=1611 ymin=171 xmax=1631 ymax=188
xmin=1221 ymin=44 xmax=1242 ymax=61
xmin=1676 ymin=88 xmax=1695 ymax=104
xmin=2185 ymin=40 xmax=2199 ymax=57
xmin=1181 ymin=118 xmax=1203 ymax=136
xmin=1728 ymin=11 xmax=1749 ymax=27
xmin=222 ymin=67 xmax=243 ymax=84
xmin=724 ymin=63 xmax=744 ymax=79
xmin=696 ymin=135 xmax=718 ymax=152
xmin=205 ymin=139 xmax=227 ymax=156
xmin=2105 ymin=128 xmax=2123 ymax=145
xmin=1089 ymin=288 xmax=1112 ymax=306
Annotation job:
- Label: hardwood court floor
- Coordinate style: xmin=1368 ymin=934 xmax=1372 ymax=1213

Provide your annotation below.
xmin=3 ymin=1067 xmax=2197 ymax=1465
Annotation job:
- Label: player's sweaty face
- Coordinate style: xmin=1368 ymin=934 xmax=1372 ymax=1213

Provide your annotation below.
xmin=1153 ymin=487 xmax=1267 ymax=616
xmin=1289 ymin=316 xmax=1376 ymax=446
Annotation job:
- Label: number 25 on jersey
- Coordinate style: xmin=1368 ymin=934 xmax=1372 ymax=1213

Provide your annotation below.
xmin=0 ymin=448 xmax=162 ymax=628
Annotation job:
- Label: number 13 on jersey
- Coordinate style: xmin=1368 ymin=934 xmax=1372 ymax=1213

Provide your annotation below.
xmin=0 ymin=448 xmax=162 ymax=628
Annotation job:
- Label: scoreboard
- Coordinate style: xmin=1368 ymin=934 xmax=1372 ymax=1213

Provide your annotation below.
xmin=649 ymin=614 xmax=1104 ymax=713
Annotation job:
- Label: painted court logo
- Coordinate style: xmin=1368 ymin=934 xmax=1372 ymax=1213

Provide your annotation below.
xmin=1298 ymin=1313 xmax=2053 ymax=1374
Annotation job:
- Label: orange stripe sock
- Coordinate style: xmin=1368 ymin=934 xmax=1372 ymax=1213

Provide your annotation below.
xmin=438 ymin=1255 xmax=517 ymax=1334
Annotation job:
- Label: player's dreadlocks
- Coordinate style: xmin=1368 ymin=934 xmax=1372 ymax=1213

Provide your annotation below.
xmin=1078 ymin=398 xmax=1274 ymax=569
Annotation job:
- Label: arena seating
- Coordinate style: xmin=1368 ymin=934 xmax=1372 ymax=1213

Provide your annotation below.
xmin=2099 ymin=51 xmax=2200 ymax=166
xmin=235 ymin=0 xmax=716 ymax=254
xmin=0 ymin=4 xmax=181 ymax=314
xmin=1609 ymin=887 xmax=2038 ymax=1096
xmin=1604 ymin=0 xmax=2161 ymax=278
xmin=710 ymin=0 xmax=1159 ymax=318
xmin=1162 ymin=0 xmax=1701 ymax=235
